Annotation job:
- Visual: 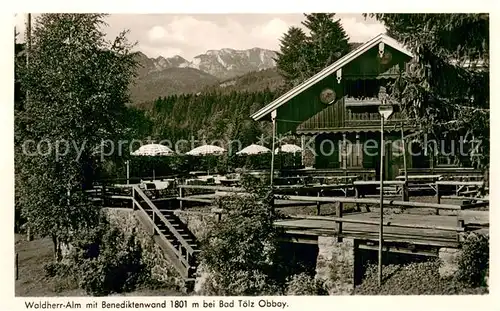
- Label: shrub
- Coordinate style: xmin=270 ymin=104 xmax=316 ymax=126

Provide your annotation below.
xmin=198 ymin=178 xmax=286 ymax=295
xmin=48 ymin=214 xmax=151 ymax=296
xmin=74 ymin=228 xmax=147 ymax=296
xmin=355 ymin=260 xmax=489 ymax=295
xmin=455 ymin=233 xmax=489 ymax=287
xmin=285 ymin=273 xmax=327 ymax=295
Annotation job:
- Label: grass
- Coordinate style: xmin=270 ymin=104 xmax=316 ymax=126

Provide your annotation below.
xmin=354 ymin=261 xmax=489 ymax=295
xmin=15 ymin=234 xmax=85 ymax=297
xmin=15 ymin=234 xmax=183 ymax=297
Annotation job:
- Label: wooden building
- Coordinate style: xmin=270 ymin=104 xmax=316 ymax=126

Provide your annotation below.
xmin=251 ymin=34 xmax=473 ymax=180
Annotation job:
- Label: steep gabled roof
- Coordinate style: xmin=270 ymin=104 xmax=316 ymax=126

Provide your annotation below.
xmin=251 ymin=33 xmax=413 ymax=121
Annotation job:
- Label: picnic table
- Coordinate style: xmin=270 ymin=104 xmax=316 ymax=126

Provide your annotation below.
xmin=312 ymin=175 xmax=359 ymax=185
xmin=274 ymin=176 xmax=306 ymax=185
xmin=353 ymin=180 xmax=407 ymax=201
xmin=435 ymin=180 xmax=485 ymax=203
xmin=140 ymin=179 xmax=176 ymax=198
xmin=440 ymin=175 xmax=484 ymax=181
xmin=396 ymin=174 xmax=442 ymax=181
xmin=396 ymin=174 xmax=442 ymax=194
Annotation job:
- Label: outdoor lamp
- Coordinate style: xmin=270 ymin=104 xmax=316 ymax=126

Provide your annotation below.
xmin=378 ymin=104 xmax=394 ymax=120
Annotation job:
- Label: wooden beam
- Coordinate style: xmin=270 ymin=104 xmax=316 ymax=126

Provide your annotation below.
xmin=279 ymin=194 xmax=462 ymax=210
xmin=178 ymin=185 xmax=244 ymax=192
xmin=283 ymin=215 xmax=464 ymax=232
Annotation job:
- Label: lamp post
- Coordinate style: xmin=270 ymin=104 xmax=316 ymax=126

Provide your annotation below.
xmin=377 ymin=103 xmax=394 ymax=286
xmin=270 ymin=110 xmax=277 ymax=187
xmin=126 ymin=160 xmax=130 ymax=185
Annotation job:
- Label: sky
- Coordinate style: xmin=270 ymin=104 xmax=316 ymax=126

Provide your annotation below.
xmin=14 ymin=13 xmax=386 ymax=60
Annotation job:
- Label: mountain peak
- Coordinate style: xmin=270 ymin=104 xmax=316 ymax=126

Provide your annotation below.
xmin=188 ymin=47 xmax=277 ymax=79
xmin=138 ymin=47 xmax=277 ymax=80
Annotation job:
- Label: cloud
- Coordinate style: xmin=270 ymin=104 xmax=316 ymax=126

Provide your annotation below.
xmin=340 ymin=17 xmax=386 ymax=42
xmin=140 ymin=16 xmax=290 ymax=58
xmin=14 ymin=14 xmax=386 ymax=60
xmin=252 ymin=18 xmax=289 ymax=38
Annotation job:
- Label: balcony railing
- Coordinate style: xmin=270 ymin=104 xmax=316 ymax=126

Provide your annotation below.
xmin=344 ymin=110 xmax=407 ymax=126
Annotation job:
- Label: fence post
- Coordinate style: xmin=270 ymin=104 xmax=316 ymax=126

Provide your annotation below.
xmin=316 ymin=191 xmax=321 ymax=216
xmin=26 ymin=225 xmax=32 ymax=241
xmin=457 ymin=219 xmax=465 ymax=242
xmin=436 ymin=183 xmax=441 ymax=204
xmin=131 ymin=187 xmax=135 ymax=210
xmin=355 ymin=186 xmax=360 ymax=212
xmin=102 ymin=183 xmax=107 ymax=207
xmin=337 ymin=202 xmax=343 ymax=242
xmin=179 ymin=186 xmax=184 ymax=210
xmin=436 ymin=183 xmax=440 ymax=215
xmin=15 ymin=253 xmax=19 ymax=280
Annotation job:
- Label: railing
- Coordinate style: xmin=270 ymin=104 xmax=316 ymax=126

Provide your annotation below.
xmin=274 ymin=194 xmax=467 ymax=243
xmin=177 ymin=184 xmax=245 ymax=209
xmin=280 ymin=168 xmax=377 ymax=181
xmin=344 ymin=110 xmax=406 ymax=126
xmin=131 ymin=185 xmax=197 ymax=276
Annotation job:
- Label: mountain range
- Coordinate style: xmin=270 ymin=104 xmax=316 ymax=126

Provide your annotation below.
xmin=130 ymin=47 xmax=278 ymax=103
xmin=130 ymin=43 xmax=362 ymax=104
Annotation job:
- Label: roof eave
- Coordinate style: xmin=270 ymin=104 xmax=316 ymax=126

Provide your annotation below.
xmin=251 ymin=33 xmax=413 ymax=121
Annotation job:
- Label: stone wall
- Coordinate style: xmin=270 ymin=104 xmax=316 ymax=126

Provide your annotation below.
xmin=173 ymin=210 xmax=219 ymax=239
xmin=438 ymin=247 xmax=461 ymax=278
xmin=104 ymin=208 xmax=186 ymax=290
xmin=315 ymin=236 xmax=355 ymax=295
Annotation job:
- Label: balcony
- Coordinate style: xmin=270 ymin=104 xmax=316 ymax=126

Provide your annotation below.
xmin=344 ymin=110 xmax=407 ymax=127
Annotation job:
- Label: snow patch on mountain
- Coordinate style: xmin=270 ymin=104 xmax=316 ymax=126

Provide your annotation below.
xmin=146 ymin=47 xmax=277 ymax=80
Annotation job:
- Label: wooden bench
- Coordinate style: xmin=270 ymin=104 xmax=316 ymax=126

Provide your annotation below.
xmin=435 ymin=181 xmax=485 ymax=204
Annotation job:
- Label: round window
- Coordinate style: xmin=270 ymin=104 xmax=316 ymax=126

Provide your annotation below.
xmin=319 ymin=88 xmax=336 ymax=104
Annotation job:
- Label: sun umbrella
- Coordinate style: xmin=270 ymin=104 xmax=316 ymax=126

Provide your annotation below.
xmin=236 ymin=144 xmax=271 ymax=155
xmin=131 ymin=144 xmax=174 ymax=156
xmin=186 ymin=145 xmax=226 ymax=156
xmin=275 ymin=144 xmax=302 ymax=154
xmin=130 ymin=144 xmax=174 ymax=180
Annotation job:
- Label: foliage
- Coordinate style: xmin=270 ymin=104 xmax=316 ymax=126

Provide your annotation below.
xmin=203 ymin=68 xmax=286 ymax=94
xmin=367 ymin=13 xmax=489 ymax=169
xmin=60 ymin=215 xmax=149 ymax=296
xmin=15 ymin=14 xmax=139 ymax=258
xmin=354 ymin=260 xmax=488 ymax=295
xmin=301 ymin=13 xmax=351 ymax=76
xmin=198 ymin=177 xmax=285 ymax=295
xmin=455 ymin=233 xmax=489 ymax=286
xmin=99 ymin=152 xmax=302 ymax=180
xmin=275 ymin=13 xmax=351 ymax=86
xmin=274 ymin=27 xmax=310 ymax=87
xmin=138 ymin=89 xmax=277 ymax=147
xmin=285 ymin=273 xmax=327 ymax=295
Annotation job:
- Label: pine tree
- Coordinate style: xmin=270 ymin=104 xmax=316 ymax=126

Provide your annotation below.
xmin=275 ymin=14 xmax=350 ymax=86
xmin=274 ymin=26 xmax=309 ymax=87
xmin=302 ymin=13 xmax=350 ymax=76
xmin=367 ymin=13 xmax=489 ymax=169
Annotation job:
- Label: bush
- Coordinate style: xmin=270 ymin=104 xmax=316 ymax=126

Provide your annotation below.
xmin=285 ymin=273 xmax=327 ymax=295
xmin=198 ymin=179 xmax=286 ymax=295
xmin=43 ymin=261 xmax=71 ymax=278
xmin=455 ymin=233 xmax=489 ymax=287
xmin=355 ymin=260 xmax=488 ymax=295
xmin=75 ymin=229 xmax=147 ymax=296
xmin=48 ymin=215 xmax=152 ymax=296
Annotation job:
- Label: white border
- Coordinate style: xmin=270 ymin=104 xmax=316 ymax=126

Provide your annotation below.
xmin=1 ymin=1 xmax=498 ymax=310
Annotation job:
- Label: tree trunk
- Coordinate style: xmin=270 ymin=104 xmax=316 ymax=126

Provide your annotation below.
xmin=52 ymin=234 xmax=62 ymax=262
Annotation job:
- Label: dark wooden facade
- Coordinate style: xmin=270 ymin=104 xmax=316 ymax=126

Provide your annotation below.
xmin=252 ymin=34 xmax=474 ymax=180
